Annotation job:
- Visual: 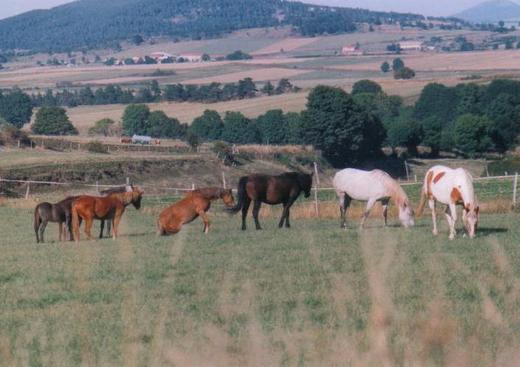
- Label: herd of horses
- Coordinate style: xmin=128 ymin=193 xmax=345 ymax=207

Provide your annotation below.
xmin=33 ymin=165 xmax=480 ymax=243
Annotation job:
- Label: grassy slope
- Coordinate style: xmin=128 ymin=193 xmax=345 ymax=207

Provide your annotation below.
xmin=1 ymin=199 xmax=519 ymax=366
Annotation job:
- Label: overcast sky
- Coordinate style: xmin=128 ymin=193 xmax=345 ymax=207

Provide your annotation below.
xmin=0 ymin=0 xmax=503 ymax=20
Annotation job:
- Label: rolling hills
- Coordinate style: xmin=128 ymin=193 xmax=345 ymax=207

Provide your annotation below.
xmin=0 ymin=0 xmax=423 ymax=53
xmin=454 ymin=0 xmax=520 ymax=23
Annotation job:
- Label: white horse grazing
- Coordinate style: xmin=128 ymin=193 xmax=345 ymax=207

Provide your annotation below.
xmin=417 ymin=165 xmax=479 ymax=239
xmin=333 ymin=168 xmax=415 ymax=229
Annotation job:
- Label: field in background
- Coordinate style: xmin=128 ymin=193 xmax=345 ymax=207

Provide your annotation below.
xmin=0 ymin=199 xmax=519 ymax=366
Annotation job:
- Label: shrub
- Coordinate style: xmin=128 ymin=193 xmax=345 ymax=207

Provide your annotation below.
xmin=394 ymin=67 xmax=415 ymax=80
xmin=85 ymin=140 xmax=108 ymax=154
xmin=88 ymin=118 xmax=116 ymax=136
xmin=0 ymin=118 xmax=30 ymax=146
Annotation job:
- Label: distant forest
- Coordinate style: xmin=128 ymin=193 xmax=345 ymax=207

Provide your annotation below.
xmin=0 ymin=0 xmax=424 ymax=52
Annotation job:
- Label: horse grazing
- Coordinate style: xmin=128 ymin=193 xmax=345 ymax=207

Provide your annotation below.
xmin=72 ymin=186 xmax=143 ymax=242
xmin=228 ymin=172 xmax=313 ymax=230
xmin=34 ymin=196 xmax=79 ymax=243
xmin=98 ymin=186 xmax=130 ymax=238
xmin=157 ymin=187 xmax=235 ymax=235
xmin=333 ymin=168 xmax=415 ymax=229
xmin=417 ymin=165 xmax=479 ymax=239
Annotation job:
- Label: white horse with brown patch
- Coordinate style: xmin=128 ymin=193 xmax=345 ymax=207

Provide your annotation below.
xmin=333 ymin=168 xmax=415 ymax=229
xmin=417 ymin=165 xmax=479 ymax=239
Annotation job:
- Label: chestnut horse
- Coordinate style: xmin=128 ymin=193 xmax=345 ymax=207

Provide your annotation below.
xmin=72 ymin=186 xmax=143 ymax=241
xmin=417 ymin=165 xmax=479 ymax=239
xmin=157 ymin=187 xmax=235 ymax=235
xmin=228 ymin=172 xmax=313 ymax=230
xmin=34 ymin=196 xmax=79 ymax=243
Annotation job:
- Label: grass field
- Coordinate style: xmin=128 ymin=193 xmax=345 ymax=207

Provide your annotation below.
xmin=1 ymin=196 xmax=520 ymax=366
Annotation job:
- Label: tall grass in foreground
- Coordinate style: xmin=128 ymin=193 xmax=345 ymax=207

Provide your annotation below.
xmin=0 ymin=203 xmax=519 ymax=366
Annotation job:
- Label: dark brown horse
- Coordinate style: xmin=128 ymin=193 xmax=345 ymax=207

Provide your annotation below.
xmin=228 ymin=172 xmax=313 ymax=230
xmin=34 ymin=196 xmax=79 ymax=243
xmin=72 ymin=186 xmax=143 ymax=241
xmin=157 ymin=187 xmax=235 ymax=235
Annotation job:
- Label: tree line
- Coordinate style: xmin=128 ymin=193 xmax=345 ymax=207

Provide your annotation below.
xmin=4 ymin=79 xmax=520 ymax=166
xmin=29 ymin=78 xmax=300 ymax=108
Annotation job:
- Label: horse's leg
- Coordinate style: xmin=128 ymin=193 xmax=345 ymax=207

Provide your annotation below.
xmin=429 ymin=199 xmax=438 ymax=235
xmin=241 ymin=197 xmax=251 ymax=231
xmin=84 ymin=217 xmax=94 ymax=240
xmin=381 ymin=198 xmax=390 ymax=227
xmin=282 ymin=196 xmax=299 ymax=228
xmin=99 ymin=220 xmax=105 ymax=239
xmin=445 ymin=204 xmax=457 ymax=240
xmin=112 ymin=213 xmax=122 ymax=240
xmin=252 ymin=200 xmax=262 ymax=230
xmin=107 ymin=220 xmax=112 ymax=237
xmin=339 ymin=194 xmax=351 ymax=229
xmin=360 ymin=199 xmax=377 ymax=229
xmin=198 ymin=210 xmax=210 ymax=234
xmin=39 ymin=219 xmax=48 ymax=243
xmin=59 ymin=221 xmax=63 ymax=242
xmin=66 ymin=215 xmax=73 ymax=241
xmin=279 ymin=202 xmax=288 ymax=228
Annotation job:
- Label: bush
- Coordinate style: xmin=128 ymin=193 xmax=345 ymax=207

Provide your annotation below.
xmin=0 ymin=118 xmax=30 ymax=146
xmin=453 ymin=114 xmax=492 ymax=156
xmin=352 ymin=80 xmax=383 ymax=95
xmin=212 ymin=141 xmax=237 ymax=166
xmin=85 ymin=140 xmax=108 ymax=154
xmin=226 ymin=50 xmax=252 ymax=60
xmin=88 ymin=118 xmax=116 ymax=136
xmin=394 ymin=67 xmax=415 ymax=80
xmin=31 ymin=106 xmax=78 ymax=135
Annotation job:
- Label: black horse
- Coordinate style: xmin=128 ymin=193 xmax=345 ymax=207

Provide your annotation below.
xmin=228 ymin=172 xmax=313 ymax=230
xmin=34 ymin=196 xmax=79 ymax=243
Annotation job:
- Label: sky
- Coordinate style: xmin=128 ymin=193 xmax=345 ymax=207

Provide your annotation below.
xmin=0 ymin=0 xmax=506 ymax=20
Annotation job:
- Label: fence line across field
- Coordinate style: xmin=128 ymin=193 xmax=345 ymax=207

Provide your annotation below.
xmin=1 ymin=171 xmax=519 ymax=210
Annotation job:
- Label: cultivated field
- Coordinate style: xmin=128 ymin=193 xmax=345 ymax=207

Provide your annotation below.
xmin=0 ymin=196 xmax=519 ymax=366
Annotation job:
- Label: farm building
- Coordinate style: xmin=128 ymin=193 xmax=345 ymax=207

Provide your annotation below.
xmin=150 ymin=52 xmax=175 ymax=63
xmin=178 ymin=54 xmax=203 ymax=62
xmin=132 ymin=135 xmax=152 ymax=145
xmin=341 ymin=45 xmax=364 ymax=56
xmin=399 ymin=41 xmax=424 ymax=51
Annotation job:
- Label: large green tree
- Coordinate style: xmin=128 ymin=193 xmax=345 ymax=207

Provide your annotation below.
xmin=0 ymin=89 xmax=33 ymax=128
xmin=32 ymin=107 xmax=78 ymax=135
xmin=256 ymin=109 xmax=288 ymax=145
xmin=147 ymin=111 xmax=186 ymax=138
xmin=453 ymin=114 xmax=492 ymax=156
xmin=122 ymin=104 xmax=150 ymax=135
xmin=301 ymin=85 xmax=384 ymax=166
xmin=220 ymin=112 xmax=259 ymax=144
xmin=351 ymin=80 xmax=383 ymax=95
xmin=190 ymin=110 xmax=224 ymax=141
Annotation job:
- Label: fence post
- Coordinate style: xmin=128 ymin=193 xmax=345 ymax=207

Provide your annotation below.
xmin=222 ymin=172 xmax=227 ymax=189
xmin=25 ymin=183 xmax=31 ymax=200
xmin=192 ymin=183 xmax=195 ymax=190
xmin=404 ymin=160 xmax=410 ymax=182
xmin=313 ymin=162 xmax=320 ymax=217
xmin=513 ymin=173 xmax=518 ymax=209
xmin=126 ymin=177 xmax=130 ymax=186
xmin=96 ymin=180 xmax=99 ymax=193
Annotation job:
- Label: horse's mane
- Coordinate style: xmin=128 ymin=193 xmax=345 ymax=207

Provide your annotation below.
xmin=189 ymin=187 xmax=228 ymax=200
xmin=372 ymin=170 xmax=409 ymax=207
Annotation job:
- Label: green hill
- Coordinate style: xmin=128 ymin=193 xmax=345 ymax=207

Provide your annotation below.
xmin=0 ymin=0 xmax=423 ymax=53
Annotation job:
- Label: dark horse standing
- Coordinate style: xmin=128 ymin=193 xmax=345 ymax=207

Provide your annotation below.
xmin=34 ymin=196 xmax=79 ymax=243
xmin=228 ymin=172 xmax=313 ymax=230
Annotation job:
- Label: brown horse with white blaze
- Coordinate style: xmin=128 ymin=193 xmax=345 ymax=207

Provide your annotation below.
xmin=72 ymin=186 xmax=143 ymax=242
xmin=228 ymin=172 xmax=313 ymax=230
xmin=157 ymin=187 xmax=235 ymax=235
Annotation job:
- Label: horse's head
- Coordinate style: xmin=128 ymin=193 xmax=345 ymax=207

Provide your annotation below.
xmin=129 ymin=187 xmax=144 ymax=209
xmin=463 ymin=204 xmax=479 ymax=239
xmin=398 ymin=200 xmax=415 ymax=228
xmin=220 ymin=189 xmax=235 ymax=208
xmin=298 ymin=173 xmax=313 ymax=198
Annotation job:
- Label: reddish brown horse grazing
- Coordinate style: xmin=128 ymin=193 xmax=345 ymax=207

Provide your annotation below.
xmin=72 ymin=186 xmax=143 ymax=242
xmin=228 ymin=172 xmax=313 ymax=230
xmin=157 ymin=187 xmax=235 ymax=235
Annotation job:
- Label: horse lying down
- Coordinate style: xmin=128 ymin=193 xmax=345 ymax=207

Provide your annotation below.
xmin=157 ymin=187 xmax=235 ymax=235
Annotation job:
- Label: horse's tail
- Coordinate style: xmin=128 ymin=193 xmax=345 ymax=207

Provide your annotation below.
xmin=71 ymin=203 xmax=80 ymax=242
xmin=34 ymin=205 xmax=41 ymax=242
xmin=416 ymin=186 xmax=428 ymax=217
xmin=227 ymin=176 xmax=248 ymax=214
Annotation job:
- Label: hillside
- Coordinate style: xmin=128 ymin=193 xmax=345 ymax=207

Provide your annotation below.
xmin=0 ymin=0 xmax=423 ymax=53
xmin=454 ymin=0 xmax=520 ymax=23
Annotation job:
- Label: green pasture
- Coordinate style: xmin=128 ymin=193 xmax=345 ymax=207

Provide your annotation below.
xmin=0 ymin=198 xmax=519 ymax=366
